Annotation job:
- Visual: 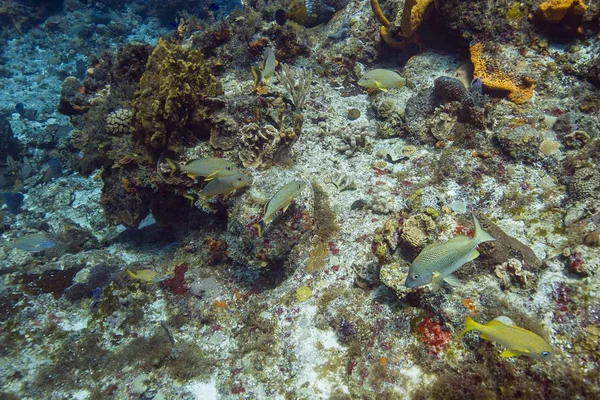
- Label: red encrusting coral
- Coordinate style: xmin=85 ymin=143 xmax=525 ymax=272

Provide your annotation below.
xmin=160 ymin=264 xmax=188 ymax=295
xmin=415 ymin=317 xmax=451 ymax=356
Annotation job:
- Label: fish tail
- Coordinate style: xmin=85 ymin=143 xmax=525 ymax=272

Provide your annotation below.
xmin=254 ymin=221 xmax=265 ymax=237
xmin=126 ymin=270 xmax=137 ymax=280
xmin=251 ymin=66 xmax=262 ymax=89
xmin=165 ymin=158 xmax=180 ymax=177
xmin=460 ymin=316 xmax=480 ymax=337
xmin=473 ymin=215 xmax=495 ymax=244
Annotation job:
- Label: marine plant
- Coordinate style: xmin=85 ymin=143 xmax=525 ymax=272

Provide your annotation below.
xmin=131 ymin=38 xmax=223 ymax=161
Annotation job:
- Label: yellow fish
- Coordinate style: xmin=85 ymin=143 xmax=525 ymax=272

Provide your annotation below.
xmin=460 ymin=316 xmax=553 ymax=360
xmin=127 ymin=269 xmax=158 ymax=283
xmin=255 ymin=180 xmax=306 ymax=236
xmin=165 ymin=157 xmax=239 ymax=180
xmin=358 ymin=69 xmax=406 ymax=92
xmin=200 ymin=173 xmax=250 ymax=198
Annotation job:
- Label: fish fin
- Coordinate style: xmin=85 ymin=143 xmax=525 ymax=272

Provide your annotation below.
xmin=447 ymin=235 xmax=471 ymax=243
xmin=493 ymin=316 xmax=515 ymax=326
xmin=182 ymin=193 xmax=197 ymax=206
xmin=431 ymin=272 xmax=444 ymax=292
xmin=375 ymin=82 xmax=388 ymax=92
xmin=282 ymin=199 xmax=293 ymax=213
xmin=479 ymin=332 xmax=491 ymax=341
xmin=444 ymin=274 xmax=461 ymax=287
xmin=204 ymin=171 xmax=218 ymax=181
xmin=251 ymin=66 xmax=262 ymax=88
xmin=165 ymin=158 xmax=179 ymax=177
xmin=254 ymin=221 xmax=265 ymax=237
xmin=460 ymin=316 xmax=478 ymax=337
xmin=468 ymin=249 xmax=480 ymax=261
xmin=500 ymin=349 xmax=520 ymax=358
xmin=126 ymin=270 xmax=137 ymax=280
xmin=473 ymin=215 xmax=495 ymax=243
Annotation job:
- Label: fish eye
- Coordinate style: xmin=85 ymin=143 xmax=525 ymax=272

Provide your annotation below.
xmin=412 ymin=274 xmax=419 ymax=280
xmin=541 ymin=351 xmax=550 ymax=357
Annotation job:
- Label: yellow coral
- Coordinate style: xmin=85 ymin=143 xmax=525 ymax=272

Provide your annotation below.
xmin=536 ymin=0 xmax=586 ymax=23
xmin=369 ymin=0 xmax=434 ymax=49
xmin=470 ymin=43 xmax=534 ymax=104
xmin=397 ymin=0 xmax=434 ymax=37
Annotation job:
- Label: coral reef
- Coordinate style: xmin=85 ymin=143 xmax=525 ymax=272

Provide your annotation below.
xmin=1 ymin=0 xmax=600 ymax=398
xmin=131 ymin=38 xmax=223 ymax=161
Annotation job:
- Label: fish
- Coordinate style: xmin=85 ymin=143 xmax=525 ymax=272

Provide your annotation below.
xmin=460 ymin=316 xmax=553 ymax=360
xmin=0 ymin=233 xmax=58 ymax=252
xmin=200 ymin=173 xmax=251 ymax=198
xmin=261 ymin=47 xmax=277 ymax=84
xmin=1 ymin=192 xmax=24 ymax=214
xmin=405 ymin=215 xmax=495 ymax=290
xmin=255 ymin=180 xmax=307 ymax=236
xmin=127 ymin=269 xmax=159 ymax=283
xmin=358 ymin=69 xmax=406 ymax=92
xmin=165 ymin=157 xmax=240 ymax=180
xmin=276 ymin=0 xmax=348 ymax=28
xmin=251 ymin=47 xmax=278 ymax=88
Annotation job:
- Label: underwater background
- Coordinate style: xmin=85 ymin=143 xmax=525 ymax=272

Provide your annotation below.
xmin=0 ymin=0 xmax=599 ymax=398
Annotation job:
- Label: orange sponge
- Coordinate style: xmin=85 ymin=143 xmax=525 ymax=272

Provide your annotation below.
xmin=470 ymin=43 xmax=534 ymax=105
xmin=536 ymin=0 xmax=586 ymax=23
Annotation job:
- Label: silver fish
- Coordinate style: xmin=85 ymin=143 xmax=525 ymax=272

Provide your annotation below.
xmin=405 ymin=215 xmax=494 ymax=290
xmin=261 ymin=47 xmax=277 ymax=84
xmin=165 ymin=157 xmax=239 ymax=180
xmin=200 ymin=173 xmax=250 ymax=198
xmin=255 ymin=180 xmax=306 ymax=236
xmin=1 ymin=233 xmax=58 ymax=252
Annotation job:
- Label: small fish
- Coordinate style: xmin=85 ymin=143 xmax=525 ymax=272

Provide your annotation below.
xmin=358 ymin=69 xmax=406 ymax=92
xmin=200 ymin=173 xmax=250 ymax=198
xmin=0 ymin=233 xmax=58 ymax=252
xmin=251 ymin=47 xmax=278 ymax=88
xmin=405 ymin=215 xmax=495 ymax=290
xmin=1 ymin=192 xmax=24 ymax=214
xmin=127 ymin=269 xmax=159 ymax=283
xmin=277 ymin=0 xmax=342 ymax=28
xmin=165 ymin=157 xmax=240 ymax=180
xmin=460 ymin=316 xmax=553 ymax=360
xmin=261 ymin=47 xmax=277 ymax=84
xmin=90 ymin=287 xmax=102 ymax=309
xmin=6 ymin=155 xmax=17 ymax=175
xmin=255 ymin=180 xmax=306 ymax=236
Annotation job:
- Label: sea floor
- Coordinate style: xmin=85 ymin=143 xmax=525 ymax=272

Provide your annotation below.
xmin=0 ymin=1 xmax=599 ymax=399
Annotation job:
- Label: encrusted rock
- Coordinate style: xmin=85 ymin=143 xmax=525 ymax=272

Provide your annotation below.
xmin=400 ymin=213 xmax=436 ymax=252
xmin=105 ymin=109 xmax=132 ymax=136
xmin=429 ymin=109 xmax=457 ymax=141
xmin=375 ymin=99 xmax=396 ymax=119
xmin=569 ymin=167 xmax=599 ymax=200
xmin=495 ymin=125 xmax=543 ymax=163
xmin=380 ymin=262 xmax=411 ymax=297
xmin=238 ymin=123 xmax=296 ymax=169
